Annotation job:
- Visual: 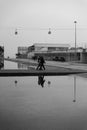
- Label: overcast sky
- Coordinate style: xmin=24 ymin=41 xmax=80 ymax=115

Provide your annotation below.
xmin=0 ymin=0 xmax=87 ymax=57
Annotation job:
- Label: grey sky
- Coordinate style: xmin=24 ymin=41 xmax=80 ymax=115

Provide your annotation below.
xmin=0 ymin=0 xmax=87 ymax=57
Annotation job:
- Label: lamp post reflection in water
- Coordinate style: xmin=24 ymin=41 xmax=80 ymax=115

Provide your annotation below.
xmin=14 ymin=80 xmax=18 ymax=87
xmin=73 ymin=76 xmax=76 ymax=102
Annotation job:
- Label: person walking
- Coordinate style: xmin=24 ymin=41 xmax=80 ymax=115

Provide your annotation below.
xmin=36 ymin=56 xmax=45 ymax=70
xmin=36 ymin=56 xmax=41 ymax=70
xmin=40 ymin=56 xmax=45 ymax=70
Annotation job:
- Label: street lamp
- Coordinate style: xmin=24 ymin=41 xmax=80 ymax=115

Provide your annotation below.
xmin=74 ymin=21 xmax=77 ymax=61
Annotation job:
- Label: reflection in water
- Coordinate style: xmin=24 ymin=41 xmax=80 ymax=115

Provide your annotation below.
xmin=1 ymin=72 xmax=87 ymax=129
xmin=38 ymin=75 xmax=45 ymax=87
xmin=18 ymin=63 xmax=28 ymax=69
xmin=48 ymin=81 xmax=51 ymax=84
xmin=38 ymin=76 xmax=51 ymax=88
xmin=18 ymin=63 xmax=36 ymax=70
xmin=2 ymin=61 xmax=87 ymax=130
xmin=73 ymin=76 xmax=76 ymax=102
xmin=48 ymin=81 xmax=51 ymax=87
xmin=14 ymin=80 xmax=18 ymax=87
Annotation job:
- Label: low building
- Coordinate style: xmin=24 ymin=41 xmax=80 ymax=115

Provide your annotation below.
xmin=27 ymin=43 xmax=87 ymax=62
xmin=69 ymin=47 xmax=83 ymax=52
xmin=28 ymin=43 xmax=70 ymax=52
xmin=16 ymin=43 xmax=87 ymax=63
xmin=27 ymin=43 xmax=70 ymax=59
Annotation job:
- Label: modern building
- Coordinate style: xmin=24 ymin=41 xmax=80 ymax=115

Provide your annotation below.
xmin=27 ymin=43 xmax=87 ymax=62
xmin=17 ymin=43 xmax=87 ymax=63
xmin=69 ymin=47 xmax=83 ymax=52
xmin=27 ymin=43 xmax=70 ymax=59
xmin=28 ymin=43 xmax=70 ymax=53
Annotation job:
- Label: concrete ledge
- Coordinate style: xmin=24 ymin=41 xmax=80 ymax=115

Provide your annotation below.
xmin=0 ymin=69 xmax=86 ymax=77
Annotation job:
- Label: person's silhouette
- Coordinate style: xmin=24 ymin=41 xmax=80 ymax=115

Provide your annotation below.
xmin=40 ymin=56 xmax=45 ymax=70
xmin=36 ymin=56 xmax=45 ymax=70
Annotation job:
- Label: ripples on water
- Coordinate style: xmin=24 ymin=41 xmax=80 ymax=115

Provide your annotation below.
xmin=0 ymin=61 xmax=87 ymax=130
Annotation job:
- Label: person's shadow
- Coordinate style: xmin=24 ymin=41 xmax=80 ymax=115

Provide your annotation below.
xmin=38 ymin=75 xmax=45 ymax=88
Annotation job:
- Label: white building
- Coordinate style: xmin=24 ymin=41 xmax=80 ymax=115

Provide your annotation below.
xmin=27 ymin=43 xmax=70 ymax=59
xmin=30 ymin=43 xmax=70 ymax=52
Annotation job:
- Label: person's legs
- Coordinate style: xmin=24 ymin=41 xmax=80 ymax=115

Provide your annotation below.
xmin=42 ymin=64 xmax=45 ymax=70
xmin=36 ymin=63 xmax=40 ymax=70
xmin=39 ymin=64 xmax=42 ymax=70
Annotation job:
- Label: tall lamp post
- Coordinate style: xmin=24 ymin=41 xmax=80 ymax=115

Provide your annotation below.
xmin=74 ymin=21 xmax=77 ymax=61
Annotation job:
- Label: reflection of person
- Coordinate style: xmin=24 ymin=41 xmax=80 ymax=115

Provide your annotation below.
xmin=38 ymin=75 xmax=45 ymax=87
xmin=36 ymin=56 xmax=45 ymax=70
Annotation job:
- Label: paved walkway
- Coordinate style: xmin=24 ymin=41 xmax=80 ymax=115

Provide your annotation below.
xmin=46 ymin=61 xmax=87 ymax=71
xmin=5 ymin=58 xmax=87 ymax=71
xmin=0 ymin=58 xmax=86 ymax=77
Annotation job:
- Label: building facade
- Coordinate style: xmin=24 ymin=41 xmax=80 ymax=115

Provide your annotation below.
xmin=27 ymin=43 xmax=70 ymax=59
xmin=17 ymin=43 xmax=87 ymax=63
xmin=29 ymin=43 xmax=70 ymax=52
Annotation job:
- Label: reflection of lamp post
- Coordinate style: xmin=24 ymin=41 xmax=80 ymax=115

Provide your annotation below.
xmin=74 ymin=21 xmax=77 ymax=61
xmin=73 ymin=76 xmax=76 ymax=102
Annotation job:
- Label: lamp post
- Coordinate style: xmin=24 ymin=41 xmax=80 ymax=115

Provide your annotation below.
xmin=74 ymin=21 xmax=77 ymax=61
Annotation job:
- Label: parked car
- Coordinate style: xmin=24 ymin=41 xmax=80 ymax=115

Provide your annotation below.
xmin=53 ymin=56 xmax=65 ymax=62
xmin=60 ymin=57 xmax=65 ymax=62
xmin=53 ymin=56 xmax=59 ymax=61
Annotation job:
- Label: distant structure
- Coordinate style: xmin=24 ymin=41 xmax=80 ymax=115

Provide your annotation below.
xmin=28 ymin=43 xmax=70 ymax=52
xmin=0 ymin=46 xmax=4 ymax=69
xmin=16 ymin=43 xmax=87 ymax=63
xmin=27 ymin=43 xmax=70 ymax=61
xmin=16 ymin=47 xmax=28 ymax=58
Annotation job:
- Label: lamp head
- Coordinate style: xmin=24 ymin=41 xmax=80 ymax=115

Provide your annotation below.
xmin=48 ymin=28 xmax=51 ymax=34
xmin=74 ymin=21 xmax=77 ymax=23
xmin=15 ymin=29 xmax=18 ymax=35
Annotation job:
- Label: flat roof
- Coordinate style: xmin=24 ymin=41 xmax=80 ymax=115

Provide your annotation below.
xmin=34 ymin=43 xmax=70 ymax=48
